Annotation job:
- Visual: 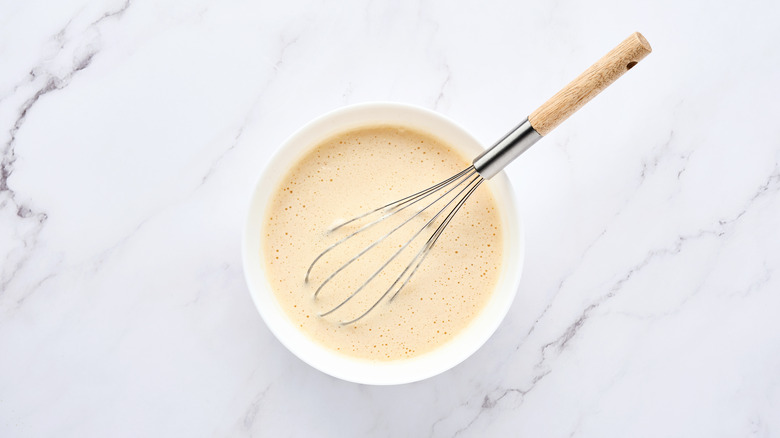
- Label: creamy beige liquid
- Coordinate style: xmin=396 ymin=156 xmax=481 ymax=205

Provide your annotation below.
xmin=263 ymin=125 xmax=503 ymax=360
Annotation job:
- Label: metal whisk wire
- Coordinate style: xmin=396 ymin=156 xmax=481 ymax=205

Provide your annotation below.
xmin=305 ymin=165 xmax=484 ymax=324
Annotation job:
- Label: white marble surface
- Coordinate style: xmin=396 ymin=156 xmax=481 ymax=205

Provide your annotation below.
xmin=1 ymin=0 xmax=779 ymax=436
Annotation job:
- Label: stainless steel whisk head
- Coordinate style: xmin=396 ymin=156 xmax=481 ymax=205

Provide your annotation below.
xmin=305 ymin=165 xmax=484 ymax=325
xmin=304 ymin=117 xmax=545 ymax=324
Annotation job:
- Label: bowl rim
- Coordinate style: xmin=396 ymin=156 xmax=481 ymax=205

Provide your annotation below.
xmin=242 ymin=101 xmax=524 ymax=385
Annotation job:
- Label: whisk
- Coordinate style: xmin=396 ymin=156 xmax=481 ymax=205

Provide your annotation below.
xmin=306 ymin=32 xmax=652 ymax=324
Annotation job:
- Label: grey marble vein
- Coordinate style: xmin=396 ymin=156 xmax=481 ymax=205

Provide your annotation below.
xmin=537 ymin=161 xmax=780 ymax=358
xmin=523 ymin=227 xmax=608 ymax=340
xmin=199 ymin=126 xmax=246 ymax=186
xmin=449 ymin=370 xmax=551 ymax=437
xmin=90 ymin=0 xmax=132 ymax=25
xmin=1 ymin=0 xmax=134 ymax=300
xmin=242 ymin=384 xmax=272 ymax=433
xmin=433 ymin=67 xmax=451 ymax=111
xmin=639 ymin=129 xmax=675 ymax=180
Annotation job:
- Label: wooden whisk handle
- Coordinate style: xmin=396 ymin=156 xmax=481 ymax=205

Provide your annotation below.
xmin=528 ymin=32 xmax=652 ymax=136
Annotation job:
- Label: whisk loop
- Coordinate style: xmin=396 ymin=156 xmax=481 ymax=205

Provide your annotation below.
xmin=305 ymin=165 xmax=484 ymax=324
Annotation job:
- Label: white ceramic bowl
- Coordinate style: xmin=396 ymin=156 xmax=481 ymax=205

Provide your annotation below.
xmin=243 ymin=102 xmax=523 ymax=385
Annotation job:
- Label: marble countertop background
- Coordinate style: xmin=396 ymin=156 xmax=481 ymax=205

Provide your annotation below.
xmin=2 ymin=0 xmax=779 ymax=436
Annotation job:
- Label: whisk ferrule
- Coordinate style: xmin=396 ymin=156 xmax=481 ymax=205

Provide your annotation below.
xmin=473 ymin=118 xmax=541 ymax=179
